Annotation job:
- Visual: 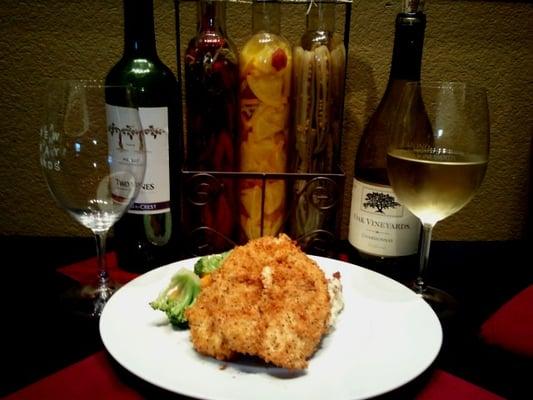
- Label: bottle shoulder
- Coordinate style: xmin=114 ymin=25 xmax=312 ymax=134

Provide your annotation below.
xmin=353 ymin=166 xmax=390 ymax=186
xmin=106 ymin=56 xmax=177 ymax=87
xmin=354 ymin=80 xmax=413 ymax=160
xmin=353 ymin=85 xmax=394 ymax=178
xmin=354 ymin=79 xmax=431 ymax=182
xmin=300 ymin=30 xmax=342 ymax=51
xmin=190 ymin=30 xmax=237 ymax=50
xmin=354 ymin=108 xmax=389 ymax=169
xmin=185 ymin=33 xmax=238 ymax=66
xmin=240 ymin=32 xmax=292 ymax=73
xmin=106 ymin=56 xmax=178 ymax=106
xmin=243 ymin=31 xmax=291 ymax=50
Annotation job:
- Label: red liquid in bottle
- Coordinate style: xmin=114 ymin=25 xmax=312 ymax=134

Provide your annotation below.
xmin=184 ymin=1 xmax=239 ymax=253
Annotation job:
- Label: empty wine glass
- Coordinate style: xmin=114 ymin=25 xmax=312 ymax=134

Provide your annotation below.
xmin=387 ymin=81 xmax=489 ymax=318
xmin=39 ymin=79 xmax=146 ymax=317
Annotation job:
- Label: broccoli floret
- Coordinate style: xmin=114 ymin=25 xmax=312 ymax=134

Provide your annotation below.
xmin=194 ymin=251 xmax=231 ymax=277
xmin=149 ymin=268 xmax=200 ymax=326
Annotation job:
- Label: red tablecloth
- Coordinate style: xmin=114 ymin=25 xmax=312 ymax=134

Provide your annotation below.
xmin=57 ymin=251 xmax=139 ymax=286
xmin=481 ymin=284 xmax=533 ymax=357
xmin=3 ymin=350 xmax=505 ymax=400
xmin=415 ymin=370 xmax=505 ymax=400
xmin=2 ymin=352 xmax=143 ymax=400
xmin=3 ymin=253 xmax=507 ymax=400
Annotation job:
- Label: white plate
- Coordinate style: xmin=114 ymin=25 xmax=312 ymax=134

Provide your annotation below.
xmin=100 ymin=256 xmax=442 ymax=400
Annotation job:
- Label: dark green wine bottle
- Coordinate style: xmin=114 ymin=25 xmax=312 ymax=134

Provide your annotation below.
xmin=106 ymin=0 xmax=182 ymax=272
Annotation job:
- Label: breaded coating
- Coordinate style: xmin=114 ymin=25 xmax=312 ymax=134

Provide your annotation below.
xmin=185 ymin=234 xmax=330 ymax=369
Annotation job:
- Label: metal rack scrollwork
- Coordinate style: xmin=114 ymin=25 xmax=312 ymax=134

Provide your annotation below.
xmin=181 ymin=169 xmax=345 ymax=257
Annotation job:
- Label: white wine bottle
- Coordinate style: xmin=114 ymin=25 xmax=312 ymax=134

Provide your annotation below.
xmin=348 ymin=1 xmax=428 ymax=280
xmin=106 ymin=0 xmax=182 ymax=272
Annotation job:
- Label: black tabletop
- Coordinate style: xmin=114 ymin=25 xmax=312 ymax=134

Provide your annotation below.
xmin=1 ymin=236 xmax=531 ymax=399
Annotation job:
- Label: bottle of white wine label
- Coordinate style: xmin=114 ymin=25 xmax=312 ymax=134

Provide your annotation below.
xmin=348 ymin=2 xmax=427 ymax=277
xmin=349 ymin=178 xmax=420 ymax=256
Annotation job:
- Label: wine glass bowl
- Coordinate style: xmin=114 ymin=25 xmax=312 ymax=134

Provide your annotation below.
xmin=387 ymin=146 xmax=487 ymax=226
xmin=386 ymin=81 xmax=489 ymax=317
xmin=40 ymin=79 xmax=146 ymax=317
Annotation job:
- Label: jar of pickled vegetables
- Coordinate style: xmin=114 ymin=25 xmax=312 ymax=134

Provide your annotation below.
xmin=238 ymin=0 xmax=292 ymax=240
xmin=184 ymin=0 xmax=239 ymax=251
xmin=290 ymin=1 xmax=346 ymax=243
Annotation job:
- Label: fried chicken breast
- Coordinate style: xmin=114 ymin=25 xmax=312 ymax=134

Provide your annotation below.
xmin=185 ymin=234 xmax=331 ymax=369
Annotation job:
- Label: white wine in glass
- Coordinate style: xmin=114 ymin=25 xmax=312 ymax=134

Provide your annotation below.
xmin=40 ymin=79 xmax=146 ymax=317
xmin=387 ymin=81 xmax=489 ymax=318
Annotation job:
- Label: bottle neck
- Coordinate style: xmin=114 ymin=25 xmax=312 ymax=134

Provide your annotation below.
xmin=123 ymin=0 xmax=157 ymax=57
xmin=197 ymin=0 xmax=227 ymax=34
xmin=252 ymin=1 xmax=281 ymax=34
xmin=306 ymin=2 xmax=335 ymax=33
xmin=402 ymin=0 xmax=425 ymax=14
xmin=389 ymin=12 xmax=426 ymax=82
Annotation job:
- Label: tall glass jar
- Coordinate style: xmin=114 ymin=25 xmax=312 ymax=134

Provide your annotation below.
xmin=238 ymin=0 xmax=292 ymax=241
xmin=290 ymin=1 xmax=346 ymax=243
xmin=184 ymin=0 xmax=239 ymax=252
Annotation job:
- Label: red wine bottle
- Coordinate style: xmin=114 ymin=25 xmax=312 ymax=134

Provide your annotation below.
xmin=106 ymin=0 xmax=182 ymax=272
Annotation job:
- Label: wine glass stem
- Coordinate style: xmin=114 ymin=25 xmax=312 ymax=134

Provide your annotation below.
xmin=414 ymin=223 xmax=434 ymax=295
xmin=94 ymin=231 xmax=109 ymax=291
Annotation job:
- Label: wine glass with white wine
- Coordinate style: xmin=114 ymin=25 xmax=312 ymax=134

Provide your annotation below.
xmin=40 ymin=79 xmax=146 ymax=317
xmin=387 ymin=81 xmax=489 ymax=318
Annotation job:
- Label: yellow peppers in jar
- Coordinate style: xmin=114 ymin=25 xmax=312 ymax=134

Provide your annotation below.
xmin=238 ymin=27 xmax=292 ymax=240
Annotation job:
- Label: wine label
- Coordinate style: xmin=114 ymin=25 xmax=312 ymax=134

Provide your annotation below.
xmin=106 ymin=105 xmax=145 ymax=205
xmin=107 ymin=105 xmax=170 ymax=214
xmin=348 ymin=178 xmax=420 ymax=257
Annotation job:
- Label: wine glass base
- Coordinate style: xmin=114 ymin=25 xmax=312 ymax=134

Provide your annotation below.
xmin=59 ymin=282 xmax=122 ymax=318
xmin=414 ymin=285 xmax=459 ymax=322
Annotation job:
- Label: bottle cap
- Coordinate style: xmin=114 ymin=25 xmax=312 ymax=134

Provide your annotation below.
xmin=402 ymin=0 xmax=425 ymax=13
